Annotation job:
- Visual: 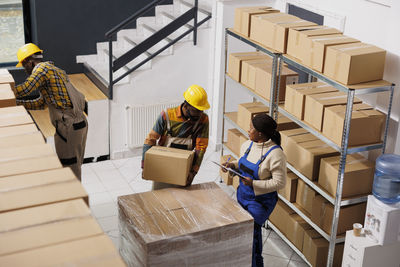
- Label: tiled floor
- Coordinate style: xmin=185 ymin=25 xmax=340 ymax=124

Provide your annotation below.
xmin=82 ymin=148 xmax=308 ymax=266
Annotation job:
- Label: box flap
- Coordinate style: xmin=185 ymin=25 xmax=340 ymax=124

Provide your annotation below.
xmin=328 ymin=42 xmax=386 ymax=56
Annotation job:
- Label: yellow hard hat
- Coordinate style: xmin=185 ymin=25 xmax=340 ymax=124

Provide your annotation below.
xmin=16 ymin=43 xmax=43 ymax=67
xmin=183 ymin=84 xmax=210 ymax=111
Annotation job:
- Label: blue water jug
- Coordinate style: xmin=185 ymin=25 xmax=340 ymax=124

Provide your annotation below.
xmin=372 ymin=154 xmax=400 ymax=204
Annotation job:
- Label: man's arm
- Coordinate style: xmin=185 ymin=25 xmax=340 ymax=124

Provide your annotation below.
xmin=191 ymin=116 xmax=209 ymax=173
xmin=14 ymin=64 xmax=46 ymax=98
xmin=16 ymin=95 xmax=46 ymax=110
xmin=141 ymin=111 xmax=166 ymax=168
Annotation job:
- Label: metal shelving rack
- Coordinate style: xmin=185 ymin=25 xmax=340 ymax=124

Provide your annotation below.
xmin=221 ymin=28 xmax=395 ymax=267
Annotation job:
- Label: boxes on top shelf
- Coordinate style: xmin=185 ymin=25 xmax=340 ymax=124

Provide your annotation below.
xmin=228 ymin=52 xmax=270 ymax=82
xmin=284 ymin=82 xmax=338 ymax=120
xmin=278 ymin=171 xmax=298 ymax=202
xmin=237 ymin=102 xmax=269 ymax=132
xmin=0 ymin=84 xmax=16 ymax=108
xmin=233 ymin=6 xmax=279 ymax=37
xmin=280 ymin=128 xmax=317 ymax=150
xmin=319 ymin=153 xmax=375 ymax=198
xmin=323 ymin=42 xmax=386 ymax=85
xmin=322 ymin=103 xmax=386 ymax=146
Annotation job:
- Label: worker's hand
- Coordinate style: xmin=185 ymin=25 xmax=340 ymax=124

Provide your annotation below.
xmin=186 ymin=171 xmax=196 ymax=186
xmin=221 ymin=162 xmax=235 ymax=173
xmin=241 ymin=176 xmax=253 ymax=187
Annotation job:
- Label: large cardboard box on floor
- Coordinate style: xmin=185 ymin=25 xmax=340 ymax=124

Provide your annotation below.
xmin=268 ymin=199 xmax=296 ymax=235
xmin=0 ymin=70 xmax=15 ymax=90
xmin=143 ymin=146 xmax=194 ymax=186
xmin=285 ymin=213 xmax=312 ymax=250
xmin=0 ymin=123 xmax=38 ymax=138
xmin=0 ymin=106 xmax=33 ymax=127
xmin=227 ymin=128 xmax=246 ymax=156
xmin=220 ymin=154 xmax=236 ymax=185
xmin=278 ymin=171 xmax=298 ymax=202
xmin=318 ymin=154 xmax=375 ymax=198
xmin=311 ymin=195 xmax=366 ymax=235
xmin=300 ymin=34 xmax=359 ymax=72
xmin=228 ymin=52 xmax=270 ymax=82
xmin=0 ymin=84 xmax=16 ymax=108
xmin=322 ymin=103 xmax=385 ymax=146
xmin=303 ymin=91 xmax=361 ymax=131
xmin=118 ymin=182 xmax=254 ymax=266
xmin=295 ymin=179 xmax=317 ymax=216
xmin=287 ymin=26 xmax=342 ymax=61
xmin=0 ymin=168 xmax=87 ymax=213
xmin=0 ymin=132 xmax=44 ymax=149
xmin=303 ymin=229 xmax=344 ymax=267
xmin=250 ymin=13 xmax=316 ymax=52
xmin=0 ymin=199 xmax=103 ymax=256
xmin=323 ymin=42 xmax=386 ymax=85
xmin=233 ymin=6 xmax=279 ymax=37
xmin=284 ymin=82 xmax=338 ymax=120
xmin=0 ymin=234 xmax=125 ymax=267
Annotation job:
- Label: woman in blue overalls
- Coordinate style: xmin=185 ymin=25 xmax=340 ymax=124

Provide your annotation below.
xmin=223 ymin=114 xmax=287 ymax=267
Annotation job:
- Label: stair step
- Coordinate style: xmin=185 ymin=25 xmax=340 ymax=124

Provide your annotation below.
xmin=122 ymin=36 xmax=153 ymax=58
xmin=69 ymin=74 xmax=108 ymax=101
xmin=142 ymin=24 xmax=173 ymax=43
xmin=160 ymin=11 xmax=193 ymax=30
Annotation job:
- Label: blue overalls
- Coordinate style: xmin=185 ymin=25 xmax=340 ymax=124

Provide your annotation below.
xmin=237 ymin=142 xmax=279 ymax=267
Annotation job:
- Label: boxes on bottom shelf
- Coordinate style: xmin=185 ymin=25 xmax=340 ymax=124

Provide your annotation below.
xmin=227 ymin=128 xmax=247 ymax=156
xmin=0 ymin=199 xmax=102 ymax=256
xmin=322 ymin=103 xmax=385 ymax=147
xmin=0 ymin=84 xmax=16 ymax=108
xmin=269 ymin=199 xmax=296 ymax=235
xmin=342 ymin=229 xmax=400 ymax=267
xmin=228 ymin=52 xmax=270 ymax=82
xmin=284 ymin=82 xmax=338 ymax=120
xmin=318 ymin=154 xmax=375 ymax=198
xmin=295 ymin=179 xmax=317 ymax=216
xmin=312 ymin=195 xmax=366 ymax=235
xmin=303 ymin=229 xmax=344 ymax=267
xmin=286 ymin=213 xmax=312 ymax=250
xmin=233 ymin=6 xmax=279 ymax=37
xmin=220 ymin=154 xmax=236 ymax=185
xmin=0 ymin=168 xmax=87 ymax=213
xmin=364 ymin=195 xmax=400 ymax=246
xmin=323 ymin=42 xmax=386 ymax=85
xmin=143 ymin=146 xmax=194 ymax=186
xmin=278 ymin=171 xmax=298 ymax=202
xmin=118 ymin=182 xmax=254 ymax=266
xmin=0 ymin=234 xmax=125 ymax=267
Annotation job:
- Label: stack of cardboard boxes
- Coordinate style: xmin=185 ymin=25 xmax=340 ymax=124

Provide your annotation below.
xmin=0 ymin=69 xmax=125 ymax=266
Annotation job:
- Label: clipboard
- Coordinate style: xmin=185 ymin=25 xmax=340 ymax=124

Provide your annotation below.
xmin=211 ymin=160 xmax=247 ymax=179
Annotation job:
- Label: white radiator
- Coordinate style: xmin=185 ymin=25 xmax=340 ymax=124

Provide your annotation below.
xmin=126 ymin=102 xmax=181 ymax=148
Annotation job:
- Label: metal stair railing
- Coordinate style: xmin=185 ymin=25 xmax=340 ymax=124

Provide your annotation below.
xmin=104 ymin=0 xmax=211 ymax=99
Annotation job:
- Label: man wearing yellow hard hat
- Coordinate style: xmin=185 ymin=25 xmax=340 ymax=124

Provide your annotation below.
xmin=14 ymin=43 xmax=88 ymax=181
xmin=142 ymin=84 xmax=210 ymax=189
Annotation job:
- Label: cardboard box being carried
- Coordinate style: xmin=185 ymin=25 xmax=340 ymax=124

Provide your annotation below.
xmin=227 ymin=128 xmax=247 ymax=156
xmin=118 ymin=182 xmax=254 ymax=266
xmin=268 ymin=199 xmax=295 ymax=235
xmin=322 ymin=103 xmax=385 ymax=146
xmin=143 ymin=146 xmax=194 ymax=186
xmin=0 ymin=70 xmax=15 ymax=90
xmin=0 ymin=84 xmax=16 ymax=108
xmin=250 ymin=13 xmax=316 ymax=52
xmin=233 ymin=6 xmax=279 ymax=37
xmin=220 ymin=154 xmax=236 ymax=185
xmin=0 ymin=106 xmax=33 ymax=128
xmin=286 ymin=213 xmax=312 ymax=250
xmin=284 ymin=82 xmax=338 ymax=120
xmin=287 ymin=25 xmax=342 ymax=61
xmin=300 ymin=34 xmax=359 ymax=72
xmin=0 ymin=168 xmax=87 ymax=213
xmin=0 ymin=199 xmax=103 ymax=256
xmin=318 ymin=154 xmax=375 ymax=198
xmin=278 ymin=171 xmax=298 ymax=202
xmin=295 ymin=179 xmax=317 ymax=216
xmin=312 ymin=195 xmax=366 ymax=235
xmin=323 ymin=42 xmax=386 ymax=85
xmin=228 ymin=52 xmax=270 ymax=82
xmin=303 ymin=91 xmax=361 ymax=131
xmin=0 ymin=235 xmax=125 ymax=267
xmin=303 ymin=229 xmax=344 ymax=267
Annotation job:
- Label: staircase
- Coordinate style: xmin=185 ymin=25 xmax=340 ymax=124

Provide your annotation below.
xmin=76 ymin=0 xmax=213 ymax=158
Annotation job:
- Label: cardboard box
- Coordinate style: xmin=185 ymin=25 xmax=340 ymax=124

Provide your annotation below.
xmin=0 ymin=234 xmax=125 ymax=267
xmin=268 ymin=199 xmax=295 ymax=235
xmin=286 ymin=139 xmax=340 ymax=180
xmin=227 ymin=128 xmax=247 ymax=156
xmin=0 ymin=155 xmax=61 ymax=178
xmin=278 ymin=171 xmax=298 ymax=202
xmin=286 ymin=213 xmax=312 ymax=250
xmin=0 ymin=168 xmax=88 ymax=213
xmin=220 ymin=154 xmax=236 ymax=185
xmin=303 ymin=229 xmax=344 ymax=267
xmin=143 ymin=146 xmax=194 ymax=186
xmin=0 ymin=84 xmax=16 ymax=108
xmin=323 ymin=42 xmax=386 ymax=85
xmin=284 ymin=82 xmax=338 ymax=120
xmin=0 ymin=70 xmax=15 ymax=90
xmin=322 ymin=103 xmax=385 ymax=146
xmin=0 ymin=132 xmax=44 ymax=149
xmin=280 ymin=128 xmax=317 ymax=150
xmin=228 ymin=52 xmax=270 ymax=82
xmin=318 ymin=154 xmax=375 ymax=198
xmin=287 ymin=26 xmax=342 ymax=61
xmin=0 ymin=199 xmax=103 ymax=256
xmin=364 ymin=195 xmax=400 ymax=245
xmin=241 ymin=58 xmax=272 ymax=91
xmin=233 ymin=6 xmax=279 ymax=37
xmin=0 ymin=144 xmax=55 ymax=164
xmin=250 ymin=13 xmax=316 ymax=52
xmin=232 ymin=175 xmax=240 ymax=190
xmin=0 ymin=123 xmax=37 ymax=138
xmin=237 ymin=102 xmax=269 ymax=132
xmin=312 ymin=195 xmax=366 ymax=235
xmin=300 ymin=34 xmax=359 ymax=72
xmin=303 ymin=91 xmax=361 ymax=131
xmin=295 ymin=179 xmax=317 ymax=216
xmin=118 ymin=182 xmax=254 ymax=266
xmin=0 ymin=105 xmax=33 ymax=128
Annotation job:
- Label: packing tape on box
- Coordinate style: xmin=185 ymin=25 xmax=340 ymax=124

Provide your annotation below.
xmin=0 ymin=179 xmax=75 ymax=193
xmin=318 ymin=94 xmax=347 ymax=101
